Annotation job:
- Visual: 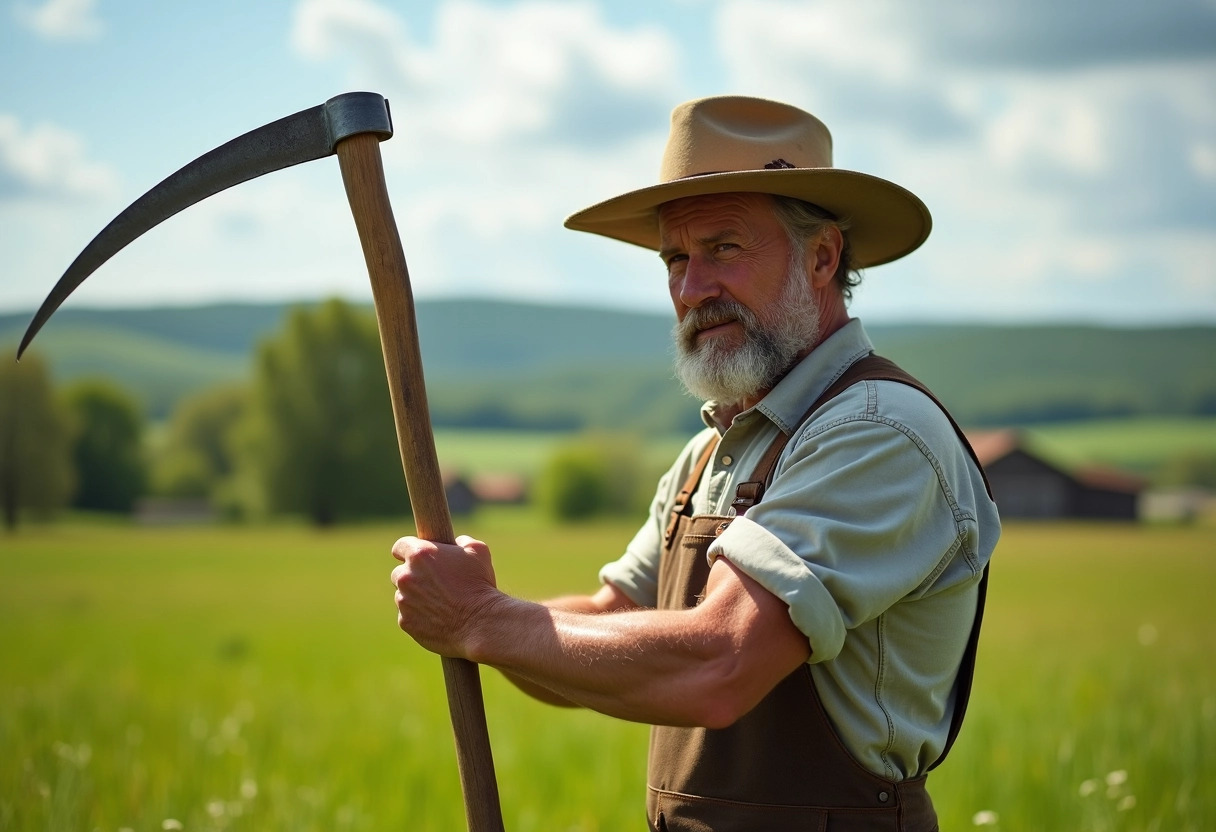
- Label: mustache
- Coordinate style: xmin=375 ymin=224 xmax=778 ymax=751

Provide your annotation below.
xmin=676 ymin=299 xmax=758 ymax=347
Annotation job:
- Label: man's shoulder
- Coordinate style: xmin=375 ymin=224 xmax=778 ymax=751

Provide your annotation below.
xmin=799 ymin=376 xmax=964 ymax=453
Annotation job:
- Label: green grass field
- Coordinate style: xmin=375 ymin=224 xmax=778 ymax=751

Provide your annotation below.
xmin=2 ymin=514 xmax=1213 ymax=831
xmin=1026 ymin=417 xmax=1216 ymax=476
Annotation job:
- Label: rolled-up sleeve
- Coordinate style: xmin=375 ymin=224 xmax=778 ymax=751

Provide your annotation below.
xmin=708 ymin=409 xmax=968 ymax=663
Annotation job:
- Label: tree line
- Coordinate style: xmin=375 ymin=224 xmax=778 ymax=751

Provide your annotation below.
xmin=2 ymin=299 xmax=657 ymax=531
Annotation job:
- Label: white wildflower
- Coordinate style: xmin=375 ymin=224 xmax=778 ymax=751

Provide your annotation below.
xmin=207 ymin=800 xmax=226 ymax=818
xmin=1137 ymin=623 xmax=1158 ymax=646
xmin=1057 ymin=735 xmax=1074 ymax=764
xmin=1106 ymin=770 xmax=1128 ymax=787
xmin=972 ymin=809 xmax=1000 ymax=825
xmin=1079 ymin=778 xmax=1100 ymax=797
xmin=1118 ymin=795 xmax=1137 ymax=812
xmin=53 ymin=742 xmax=91 ymax=767
xmin=240 ymin=777 xmax=259 ymax=799
xmin=162 ymin=820 xmax=183 ymax=831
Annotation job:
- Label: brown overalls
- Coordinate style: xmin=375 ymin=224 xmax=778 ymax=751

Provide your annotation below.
xmin=647 ymin=355 xmax=992 ymax=832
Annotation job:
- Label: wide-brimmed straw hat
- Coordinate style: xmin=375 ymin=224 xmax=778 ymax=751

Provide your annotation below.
xmin=564 ymin=95 xmax=931 ymax=269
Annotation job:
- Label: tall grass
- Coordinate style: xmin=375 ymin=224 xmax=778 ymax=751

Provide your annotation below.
xmin=2 ymin=516 xmax=1212 ymax=830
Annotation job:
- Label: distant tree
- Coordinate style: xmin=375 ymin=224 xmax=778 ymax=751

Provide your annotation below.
xmin=0 ymin=351 xmax=75 ymax=530
xmin=537 ymin=444 xmax=609 ymax=521
xmin=153 ymin=383 xmax=248 ymax=499
xmin=238 ymin=299 xmax=410 ymax=525
xmin=1155 ymin=452 xmax=1216 ymax=490
xmin=62 ymin=379 xmax=148 ymax=513
xmin=536 ymin=433 xmax=647 ymax=522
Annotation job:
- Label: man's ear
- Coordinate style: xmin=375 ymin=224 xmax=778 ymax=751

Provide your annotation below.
xmin=808 ymin=225 xmax=844 ymax=290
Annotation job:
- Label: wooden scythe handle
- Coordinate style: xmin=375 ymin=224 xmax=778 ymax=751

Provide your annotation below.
xmin=335 ymin=132 xmax=505 ymax=832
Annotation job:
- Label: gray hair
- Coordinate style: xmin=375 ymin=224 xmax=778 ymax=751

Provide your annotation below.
xmin=770 ymin=195 xmax=859 ymax=302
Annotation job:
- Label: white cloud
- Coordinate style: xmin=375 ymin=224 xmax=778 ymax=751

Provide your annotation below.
xmin=1193 ymin=143 xmax=1216 ymax=178
xmin=715 ymin=0 xmax=916 ymax=87
xmin=291 ymin=0 xmax=679 ymax=149
xmin=13 ymin=0 xmax=103 ymax=41
xmin=284 ymin=0 xmax=683 ymax=308
xmin=708 ymin=0 xmax=1216 ymax=321
xmin=0 ymin=114 xmax=119 ymax=201
xmin=292 ymin=0 xmax=416 ymax=85
xmin=983 ymin=85 xmax=1109 ymax=176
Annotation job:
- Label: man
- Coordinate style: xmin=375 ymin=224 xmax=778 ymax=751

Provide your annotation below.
xmin=391 ymin=96 xmax=1000 ymax=831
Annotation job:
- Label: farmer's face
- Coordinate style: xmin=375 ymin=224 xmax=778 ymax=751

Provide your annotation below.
xmin=659 ymin=193 xmax=820 ymax=406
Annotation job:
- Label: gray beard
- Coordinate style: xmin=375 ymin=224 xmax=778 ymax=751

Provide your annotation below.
xmin=672 ymin=258 xmax=822 ymax=406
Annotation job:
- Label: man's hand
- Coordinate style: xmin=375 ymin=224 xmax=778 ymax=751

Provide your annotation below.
xmin=391 ymin=535 xmax=501 ymax=658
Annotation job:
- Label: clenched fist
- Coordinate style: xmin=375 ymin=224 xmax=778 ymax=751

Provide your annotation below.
xmin=390 ymin=535 xmax=501 ymax=658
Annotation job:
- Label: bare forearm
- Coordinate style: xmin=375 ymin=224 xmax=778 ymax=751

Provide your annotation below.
xmin=470 ymin=594 xmax=738 ymax=726
xmin=496 ymin=591 xmax=624 ymax=708
xmin=391 ymin=537 xmax=809 ymax=728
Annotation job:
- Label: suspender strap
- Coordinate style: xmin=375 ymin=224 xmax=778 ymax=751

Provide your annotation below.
xmin=729 ymin=352 xmax=993 ymax=770
xmin=664 ymin=437 xmax=719 ymax=545
xmin=934 ymin=557 xmax=988 ymax=770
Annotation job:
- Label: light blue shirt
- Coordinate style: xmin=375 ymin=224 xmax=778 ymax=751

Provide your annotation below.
xmin=600 ymin=319 xmax=1000 ymax=779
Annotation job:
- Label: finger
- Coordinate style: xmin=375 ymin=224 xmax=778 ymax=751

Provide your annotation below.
xmin=390 ymin=562 xmax=409 ymax=588
xmin=390 ymin=536 xmax=411 ymax=562
xmin=455 ymin=535 xmax=489 ymax=556
xmin=391 ymin=536 xmax=431 ymax=562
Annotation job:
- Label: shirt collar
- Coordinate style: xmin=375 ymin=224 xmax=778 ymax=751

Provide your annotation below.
xmin=701 ymin=318 xmax=874 ymax=435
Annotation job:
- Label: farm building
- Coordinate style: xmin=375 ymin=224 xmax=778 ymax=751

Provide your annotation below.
xmin=968 ymin=430 xmax=1144 ymax=520
xmin=442 ymin=470 xmax=529 ymax=514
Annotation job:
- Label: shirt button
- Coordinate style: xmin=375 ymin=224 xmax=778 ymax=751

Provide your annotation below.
xmin=878 ymin=791 xmax=890 ymax=803
xmin=720 ymin=455 xmax=733 ymax=466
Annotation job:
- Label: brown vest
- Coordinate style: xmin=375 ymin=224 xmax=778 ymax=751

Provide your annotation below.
xmin=647 ymin=355 xmax=992 ymax=832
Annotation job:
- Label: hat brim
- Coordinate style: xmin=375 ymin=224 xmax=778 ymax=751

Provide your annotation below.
xmin=564 ymin=168 xmax=931 ymax=269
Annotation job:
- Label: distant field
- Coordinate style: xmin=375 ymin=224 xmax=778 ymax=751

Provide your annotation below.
xmin=433 ymin=429 xmax=691 ymax=480
xmin=434 ymin=417 xmax=1216 ymax=482
xmin=2 ymin=516 xmax=1213 ymax=830
xmin=1026 ymin=416 xmax=1216 ymax=475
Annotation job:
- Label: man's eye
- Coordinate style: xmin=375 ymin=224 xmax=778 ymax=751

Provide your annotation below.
xmin=665 ymin=254 xmax=688 ymax=269
xmin=714 ymin=243 xmax=739 ymax=255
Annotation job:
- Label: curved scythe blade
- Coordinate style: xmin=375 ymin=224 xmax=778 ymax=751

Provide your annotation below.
xmin=17 ymin=92 xmax=392 ymax=358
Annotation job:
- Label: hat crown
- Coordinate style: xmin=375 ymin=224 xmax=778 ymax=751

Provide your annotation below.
xmin=660 ymin=96 xmax=834 ymax=182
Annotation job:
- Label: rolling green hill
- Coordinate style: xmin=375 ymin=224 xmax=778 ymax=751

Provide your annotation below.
xmin=1 ymin=318 xmax=248 ymax=417
xmin=868 ymin=324 xmax=1216 ymax=425
xmin=3 ymin=300 xmax=1214 ymax=429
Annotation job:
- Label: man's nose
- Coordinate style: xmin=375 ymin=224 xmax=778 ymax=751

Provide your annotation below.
xmin=676 ymin=257 xmax=722 ymax=309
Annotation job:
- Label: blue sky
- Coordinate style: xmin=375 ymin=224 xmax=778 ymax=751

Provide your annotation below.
xmin=2 ymin=0 xmax=1214 ymax=323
